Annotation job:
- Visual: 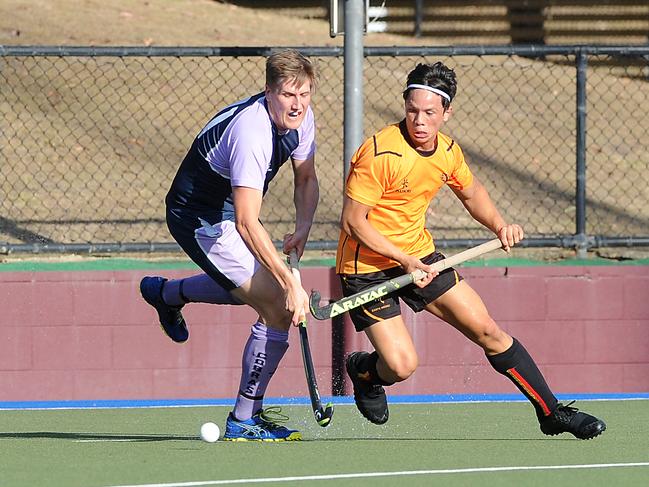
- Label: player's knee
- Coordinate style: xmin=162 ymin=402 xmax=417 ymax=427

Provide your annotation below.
xmin=473 ymin=319 xmax=508 ymax=351
xmin=259 ymin=307 xmax=293 ymax=331
xmin=387 ymin=355 xmax=418 ymax=382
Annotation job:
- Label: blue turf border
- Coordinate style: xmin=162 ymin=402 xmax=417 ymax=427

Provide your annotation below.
xmin=1 ymin=392 xmax=648 ymax=410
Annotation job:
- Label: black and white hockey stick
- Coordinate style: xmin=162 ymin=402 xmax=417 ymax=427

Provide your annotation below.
xmin=309 ymin=238 xmax=504 ymax=320
xmin=288 ymin=250 xmax=334 ymax=427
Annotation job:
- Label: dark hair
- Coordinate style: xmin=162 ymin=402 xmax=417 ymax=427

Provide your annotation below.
xmin=403 ymin=62 xmax=457 ymax=109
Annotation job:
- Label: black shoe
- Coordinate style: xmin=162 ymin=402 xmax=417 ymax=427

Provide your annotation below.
xmin=346 ymin=351 xmax=389 ymax=425
xmin=140 ymin=276 xmax=188 ymax=343
xmin=540 ymin=401 xmax=606 ymax=439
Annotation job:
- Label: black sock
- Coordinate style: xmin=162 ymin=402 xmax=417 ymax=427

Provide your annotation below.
xmin=487 ymin=338 xmax=558 ymax=419
xmin=357 ymin=351 xmax=394 ymax=387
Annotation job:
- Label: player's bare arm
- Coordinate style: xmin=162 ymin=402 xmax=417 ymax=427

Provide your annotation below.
xmin=340 ymin=195 xmax=437 ymax=286
xmin=283 ymin=155 xmax=319 ymax=257
xmin=233 ymin=185 xmax=309 ymax=325
xmin=452 ymin=177 xmax=524 ymax=251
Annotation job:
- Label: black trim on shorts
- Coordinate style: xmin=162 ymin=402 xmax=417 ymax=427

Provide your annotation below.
xmin=339 ymin=251 xmax=463 ymax=332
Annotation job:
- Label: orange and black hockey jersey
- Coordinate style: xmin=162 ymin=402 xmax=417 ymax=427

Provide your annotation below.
xmin=336 ymin=121 xmax=474 ymax=275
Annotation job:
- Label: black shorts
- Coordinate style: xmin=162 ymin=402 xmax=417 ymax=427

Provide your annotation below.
xmin=339 ymin=251 xmax=462 ymax=332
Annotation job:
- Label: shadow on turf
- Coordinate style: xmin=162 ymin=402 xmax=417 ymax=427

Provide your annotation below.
xmin=0 ymin=432 xmax=196 ymax=442
xmin=1 ymin=432 xmax=576 ymax=442
xmin=302 ymin=436 xmax=572 ymax=442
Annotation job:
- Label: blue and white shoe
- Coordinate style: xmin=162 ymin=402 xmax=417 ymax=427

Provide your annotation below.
xmin=223 ymin=407 xmax=302 ymax=442
xmin=140 ymin=276 xmax=189 ymax=343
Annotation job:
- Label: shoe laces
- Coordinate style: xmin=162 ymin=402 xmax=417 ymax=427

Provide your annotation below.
xmin=258 ymin=406 xmax=290 ymax=427
xmin=553 ymin=401 xmax=578 ymax=423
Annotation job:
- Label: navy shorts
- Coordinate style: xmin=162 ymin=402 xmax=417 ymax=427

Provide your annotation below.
xmin=339 ymin=251 xmax=462 ymax=332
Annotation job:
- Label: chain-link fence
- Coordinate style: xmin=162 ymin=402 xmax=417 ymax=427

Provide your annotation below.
xmin=1 ymin=45 xmax=648 ymax=253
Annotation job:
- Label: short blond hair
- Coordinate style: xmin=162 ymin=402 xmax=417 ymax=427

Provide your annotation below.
xmin=266 ymin=49 xmax=317 ymax=92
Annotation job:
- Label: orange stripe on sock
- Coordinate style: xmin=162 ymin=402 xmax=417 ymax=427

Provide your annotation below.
xmin=507 ymin=367 xmax=551 ymax=416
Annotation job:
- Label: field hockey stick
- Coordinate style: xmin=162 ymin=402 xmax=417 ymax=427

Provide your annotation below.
xmin=309 ymin=238 xmax=504 ymax=320
xmin=288 ymin=250 xmax=334 ymax=427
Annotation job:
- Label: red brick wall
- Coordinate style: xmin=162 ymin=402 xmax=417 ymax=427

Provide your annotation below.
xmin=0 ymin=265 xmax=647 ymax=402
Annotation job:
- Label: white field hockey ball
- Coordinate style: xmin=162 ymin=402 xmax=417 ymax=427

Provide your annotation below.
xmin=200 ymin=422 xmax=220 ymax=443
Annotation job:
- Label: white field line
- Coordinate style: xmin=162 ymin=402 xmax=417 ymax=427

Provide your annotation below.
xmin=102 ymin=462 xmax=649 ymax=487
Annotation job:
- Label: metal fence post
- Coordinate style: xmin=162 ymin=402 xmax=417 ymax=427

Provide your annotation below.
xmin=575 ymin=49 xmax=589 ymax=258
xmin=331 ymin=311 xmax=346 ymax=396
xmin=414 ymin=0 xmax=423 ymax=38
xmin=343 ymin=0 xmax=365 ymax=181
